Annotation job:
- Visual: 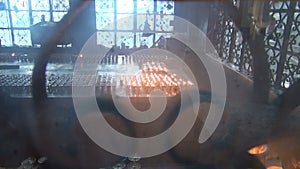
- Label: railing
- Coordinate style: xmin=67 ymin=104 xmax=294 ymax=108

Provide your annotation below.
xmin=267 ymin=1 xmax=300 ymax=89
xmin=207 ymin=4 xmax=254 ymax=77
xmin=208 ymin=1 xmax=300 ymax=89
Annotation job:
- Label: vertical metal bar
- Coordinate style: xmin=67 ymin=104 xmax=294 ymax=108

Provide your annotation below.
xmin=153 ymin=0 xmax=157 ymax=45
xmin=133 ymin=0 xmax=137 ymax=47
xmin=238 ymin=0 xmax=249 ymax=71
xmin=49 ymin=0 xmax=53 ymax=22
xmin=28 ymin=0 xmax=33 ymax=25
xmin=28 ymin=0 xmax=33 ymax=46
xmin=274 ymin=2 xmax=296 ymax=88
xmin=239 ymin=40 xmax=246 ymax=71
xmin=6 ymin=0 xmax=15 ymax=45
xmin=114 ymin=0 xmax=117 ymax=46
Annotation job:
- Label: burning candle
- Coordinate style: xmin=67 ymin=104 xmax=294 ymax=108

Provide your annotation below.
xmin=248 ymin=144 xmax=268 ymax=155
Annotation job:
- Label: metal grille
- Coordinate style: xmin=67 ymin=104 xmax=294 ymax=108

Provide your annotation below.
xmin=266 ymin=1 xmax=300 ymax=88
xmin=0 ymin=0 xmax=69 ymax=47
xmin=208 ymin=5 xmax=253 ymax=77
xmin=95 ymin=0 xmax=175 ymax=48
xmin=209 ymin=1 xmax=300 ymax=89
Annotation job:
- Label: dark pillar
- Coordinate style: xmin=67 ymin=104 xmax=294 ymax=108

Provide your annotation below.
xmin=174 ymin=1 xmax=210 ymax=33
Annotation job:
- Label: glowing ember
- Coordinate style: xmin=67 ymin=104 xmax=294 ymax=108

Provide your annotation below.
xmin=126 ymin=62 xmax=193 ymax=97
xmin=248 ymin=144 xmax=268 ymax=155
xmin=266 ymin=166 xmax=283 ymax=169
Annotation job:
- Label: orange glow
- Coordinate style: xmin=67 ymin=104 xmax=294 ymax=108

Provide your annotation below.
xmin=248 ymin=144 xmax=268 ymax=155
xmin=127 ymin=62 xmax=193 ymax=97
xmin=266 ymin=166 xmax=283 ymax=169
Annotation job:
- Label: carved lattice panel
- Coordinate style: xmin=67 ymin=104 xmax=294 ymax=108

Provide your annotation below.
xmin=209 ymin=10 xmax=225 ymax=57
xmin=266 ymin=1 xmax=300 ymax=88
xmin=9 ymin=0 xmax=29 ymax=11
xmin=0 ymin=11 xmax=10 ymax=28
xmin=13 ymin=29 xmax=31 ymax=46
xmin=0 ymin=0 xmax=69 ymax=47
xmin=0 ymin=29 xmax=13 ymax=46
xmin=52 ymin=0 xmax=69 ymax=11
xmin=271 ymin=1 xmax=290 ymax=10
xmin=11 ymin=11 xmax=30 ymax=28
xmin=155 ymin=15 xmax=174 ymax=32
xmin=0 ymin=0 xmax=11 ymax=46
xmin=283 ymin=5 xmax=300 ymax=88
xmin=95 ymin=0 xmax=114 ymax=13
xmin=96 ymin=12 xmax=114 ymax=30
xmin=97 ymin=31 xmax=115 ymax=48
xmin=208 ymin=3 xmax=253 ymax=76
xmin=157 ymin=1 xmax=174 ymax=15
xmin=241 ymin=42 xmax=253 ymax=76
xmin=221 ymin=19 xmax=234 ymax=61
xmin=137 ymin=0 xmax=154 ymax=13
xmin=31 ymin=0 xmax=50 ymax=10
xmin=95 ymin=0 xmax=174 ymax=48
xmin=231 ymin=30 xmax=244 ymax=67
xmin=266 ymin=44 xmax=281 ymax=84
xmin=210 ymin=1 xmax=300 ymax=88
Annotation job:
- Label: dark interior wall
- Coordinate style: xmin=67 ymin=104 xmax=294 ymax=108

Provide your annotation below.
xmin=174 ymin=1 xmax=210 ymax=33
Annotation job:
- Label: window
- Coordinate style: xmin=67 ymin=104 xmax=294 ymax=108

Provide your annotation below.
xmin=0 ymin=0 xmax=69 ymax=47
xmin=95 ymin=0 xmax=175 ymax=48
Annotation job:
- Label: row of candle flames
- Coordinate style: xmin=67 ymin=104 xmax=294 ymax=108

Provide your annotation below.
xmin=121 ymin=62 xmax=193 ymax=97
